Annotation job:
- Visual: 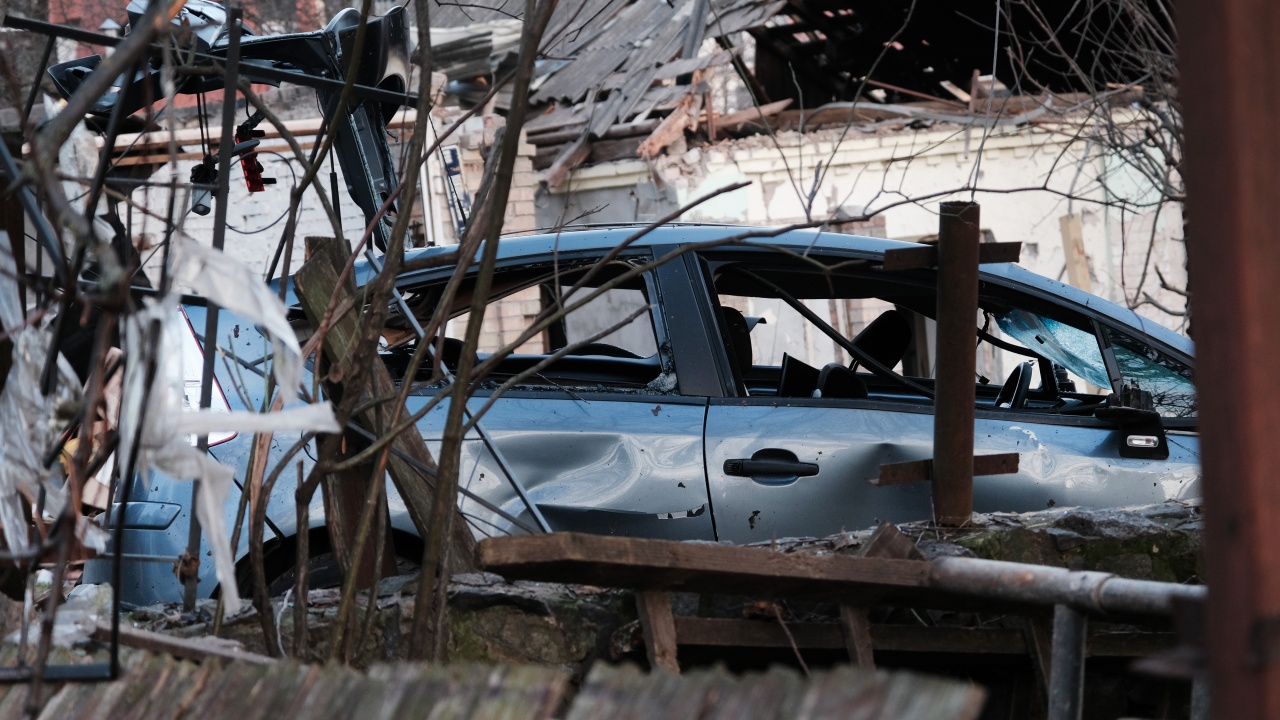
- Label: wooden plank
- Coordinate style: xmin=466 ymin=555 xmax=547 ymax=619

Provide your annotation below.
xmin=977 ymin=241 xmax=1023 ymax=265
xmin=871 ymin=453 xmax=1020 ymax=487
xmin=587 ymin=136 xmax=644 ymax=164
xmin=636 ymin=104 xmax=691 ymax=159
xmin=543 ymin=134 xmax=592 ymax=189
xmin=1058 ymin=214 xmax=1092 ymax=292
xmin=840 ymin=605 xmax=875 ymax=668
xmin=707 ymin=98 xmax=792 ymax=132
xmin=881 ymin=245 xmax=940 ymax=272
xmin=840 ymin=522 xmax=925 ymax=667
xmin=527 ymin=119 xmax=658 ymax=147
xmin=859 ymin=522 xmax=926 ymax=561
xmin=799 ymin=666 xmax=899 ymax=718
xmin=477 ymin=532 xmax=930 ymax=603
xmin=90 ymin=623 xmax=275 ymax=666
xmin=636 ymin=590 xmax=680 ymax=673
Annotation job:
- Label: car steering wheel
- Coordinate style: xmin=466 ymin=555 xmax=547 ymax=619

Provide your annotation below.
xmin=994 ymin=360 xmax=1034 ymax=410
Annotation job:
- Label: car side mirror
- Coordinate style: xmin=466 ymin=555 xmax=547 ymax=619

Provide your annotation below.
xmin=1094 ymin=384 xmax=1169 ymax=460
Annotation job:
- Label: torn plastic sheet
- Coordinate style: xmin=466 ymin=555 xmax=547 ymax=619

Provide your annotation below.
xmin=174 ymin=403 xmax=339 ymax=438
xmin=0 ymin=235 xmax=79 ymax=557
xmin=119 ymin=295 xmax=337 ymax=615
xmin=171 ymin=238 xmax=306 ymax=397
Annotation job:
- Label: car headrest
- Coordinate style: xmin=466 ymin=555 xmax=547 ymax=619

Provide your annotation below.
xmin=817 ymin=363 xmax=869 ymax=399
xmin=720 ymin=306 xmax=753 ymax=372
xmin=852 ymin=309 xmax=913 ymax=371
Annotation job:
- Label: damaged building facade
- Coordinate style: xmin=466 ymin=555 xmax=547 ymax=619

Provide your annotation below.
xmin=109 ymin=0 xmax=1186 ymax=373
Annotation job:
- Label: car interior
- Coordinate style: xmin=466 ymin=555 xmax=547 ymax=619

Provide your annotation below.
xmin=381 ymin=259 xmax=666 ymax=390
xmin=703 ymin=253 xmax=1149 ymax=415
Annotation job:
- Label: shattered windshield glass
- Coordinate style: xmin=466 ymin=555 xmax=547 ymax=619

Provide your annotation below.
xmin=1107 ymin=330 xmax=1197 ymax=418
xmin=994 ymin=309 xmax=1112 ymax=389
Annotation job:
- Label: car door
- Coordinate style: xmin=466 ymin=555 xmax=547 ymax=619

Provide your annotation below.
xmin=694 ymin=247 xmax=1200 ymax=543
xmin=403 ymin=249 xmax=714 ymax=540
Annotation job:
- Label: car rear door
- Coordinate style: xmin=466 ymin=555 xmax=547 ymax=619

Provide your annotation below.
xmin=403 ymin=249 xmax=714 ymax=540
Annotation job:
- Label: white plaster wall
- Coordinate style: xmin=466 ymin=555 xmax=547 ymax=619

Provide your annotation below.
xmin=132 ymin=149 xmax=375 ymax=287
xmin=554 ymin=123 xmax=1190 ymax=336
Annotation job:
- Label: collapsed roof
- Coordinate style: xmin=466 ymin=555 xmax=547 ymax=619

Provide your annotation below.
xmin=429 ymin=0 xmax=1170 ymax=186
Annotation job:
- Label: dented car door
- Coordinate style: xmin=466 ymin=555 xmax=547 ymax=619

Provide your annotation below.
xmin=693 ymin=247 xmax=1200 ymax=543
xmin=403 ymin=251 xmax=714 ymax=540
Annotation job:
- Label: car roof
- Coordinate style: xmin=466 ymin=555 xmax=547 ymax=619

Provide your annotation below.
xmin=349 ymin=223 xmax=1192 ymax=358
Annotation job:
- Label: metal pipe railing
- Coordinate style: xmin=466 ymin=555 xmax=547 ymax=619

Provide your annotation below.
xmin=929 ymin=555 xmax=1205 ymax=617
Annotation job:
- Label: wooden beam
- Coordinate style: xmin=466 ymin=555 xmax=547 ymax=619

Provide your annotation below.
xmin=636 ymin=590 xmax=680 ymax=673
xmin=840 ymin=606 xmax=875 ymax=668
xmin=92 ymin=623 xmax=275 ymax=666
xmin=543 ymin=133 xmax=592 ymax=190
xmin=477 ymin=532 xmax=929 ymax=603
xmin=871 ymin=453 xmax=1020 ymax=487
xmin=637 ymin=92 xmax=700 ymax=159
xmin=709 ymin=98 xmax=793 ymax=134
xmin=859 ymin=522 xmax=926 ymax=562
xmin=880 ymin=242 xmax=1022 ymax=272
xmin=1058 ymin=214 xmax=1092 ymax=292
xmin=528 ymin=119 xmax=658 ymax=147
xmin=840 ymin=522 xmax=925 ymax=668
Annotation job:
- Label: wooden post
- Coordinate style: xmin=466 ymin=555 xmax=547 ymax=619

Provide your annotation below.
xmin=636 ymin=590 xmax=680 ymax=673
xmin=932 ymin=202 xmax=981 ymax=526
xmin=1058 ymin=214 xmax=1092 ymax=292
xmin=1178 ymin=0 xmax=1280 ymax=715
xmin=840 ymin=522 xmax=927 ymax=669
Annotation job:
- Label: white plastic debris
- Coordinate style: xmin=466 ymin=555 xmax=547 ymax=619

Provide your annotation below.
xmin=8 ymin=583 xmax=114 ymax=648
xmin=117 ymin=240 xmax=339 ymax=614
xmin=0 ymin=234 xmax=79 ymax=557
xmin=171 ymin=238 xmax=308 ymax=398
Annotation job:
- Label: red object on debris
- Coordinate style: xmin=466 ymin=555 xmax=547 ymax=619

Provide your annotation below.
xmin=234 ymin=112 xmax=275 ymax=193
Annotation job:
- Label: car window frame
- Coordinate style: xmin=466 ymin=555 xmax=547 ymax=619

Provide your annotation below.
xmin=689 ymin=244 xmax=1196 ymax=429
xmin=393 ymin=247 xmax=680 ymax=398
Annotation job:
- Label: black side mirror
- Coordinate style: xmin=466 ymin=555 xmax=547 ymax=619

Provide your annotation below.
xmin=1094 ymin=383 xmax=1169 ymax=460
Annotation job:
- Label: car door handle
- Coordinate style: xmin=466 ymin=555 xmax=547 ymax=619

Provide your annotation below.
xmin=723 ymin=449 xmax=819 ymax=484
xmin=723 ymin=459 xmax=820 ymax=476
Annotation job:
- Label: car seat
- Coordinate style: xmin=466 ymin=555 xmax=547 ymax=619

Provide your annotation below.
xmin=850 ymin=309 xmax=913 ymax=372
xmin=816 ymin=363 xmax=869 ymax=399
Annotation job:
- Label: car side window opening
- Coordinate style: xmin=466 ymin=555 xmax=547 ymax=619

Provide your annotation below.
xmin=382 ymin=259 xmax=670 ymax=392
xmin=703 ymin=252 xmax=1129 ymax=414
xmin=1105 ymin=328 xmax=1196 ymax=418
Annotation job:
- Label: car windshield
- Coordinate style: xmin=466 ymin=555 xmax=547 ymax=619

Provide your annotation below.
xmin=993 ymin=309 xmax=1112 ymax=390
